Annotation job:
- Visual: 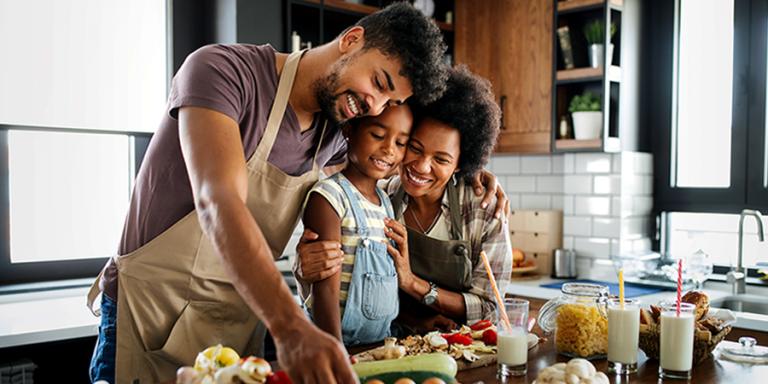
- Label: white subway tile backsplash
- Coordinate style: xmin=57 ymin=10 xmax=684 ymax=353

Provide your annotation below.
xmin=636 ymin=153 xmax=653 ymax=175
xmin=633 ymin=238 xmax=652 ymax=252
xmin=592 ymin=217 xmax=621 ymax=238
xmin=507 ymin=194 xmax=522 ymax=210
xmin=633 ymin=196 xmax=653 ymax=215
xmin=564 ymin=154 xmax=575 ymax=174
xmin=612 ymin=154 xmax=622 ymax=176
xmin=563 ymin=236 xmax=575 ymax=249
xmin=576 ymin=257 xmax=593 ymax=278
xmin=563 ymin=196 xmax=574 ymax=215
xmin=621 ymin=175 xmax=653 ymax=196
xmin=574 ymin=196 xmax=611 ymax=216
xmin=521 ymin=194 xmax=551 ymax=209
xmin=551 ymin=155 xmax=565 ymax=174
xmin=521 ymin=156 xmax=552 ymax=174
xmin=593 ymin=175 xmax=621 ymax=195
xmin=537 ymin=176 xmax=564 ymax=193
xmin=574 ymin=237 xmax=611 ymax=258
xmin=564 ymin=175 xmax=593 ymax=194
xmin=613 ymin=197 xmax=623 ymax=217
xmin=505 ymin=176 xmax=537 ymax=193
xmin=564 ymin=216 xmax=592 ymax=236
xmin=575 ymin=153 xmax=612 ymax=174
xmin=493 ymin=155 xmax=520 ymax=175
xmin=621 ymin=217 xmax=648 ymax=237
xmin=551 ymin=195 xmax=565 ymax=211
xmin=611 ymin=239 xmax=621 ymax=256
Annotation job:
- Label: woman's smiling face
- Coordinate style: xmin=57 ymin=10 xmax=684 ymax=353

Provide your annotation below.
xmin=401 ymin=117 xmax=461 ymax=200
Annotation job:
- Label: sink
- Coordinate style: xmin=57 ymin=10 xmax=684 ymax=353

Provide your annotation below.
xmin=711 ymin=294 xmax=768 ymax=315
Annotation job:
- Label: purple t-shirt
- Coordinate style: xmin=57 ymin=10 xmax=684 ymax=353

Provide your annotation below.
xmin=101 ymin=44 xmax=347 ymax=300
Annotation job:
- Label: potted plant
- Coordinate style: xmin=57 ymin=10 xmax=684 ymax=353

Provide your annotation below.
xmin=568 ymin=92 xmax=602 ymax=140
xmin=584 ymin=20 xmax=616 ymax=68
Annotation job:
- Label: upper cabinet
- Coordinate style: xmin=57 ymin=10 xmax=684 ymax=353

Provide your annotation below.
xmin=455 ymin=0 xmax=641 ymax=154
xmin=455 ymin=0 xmax=553 ymax=153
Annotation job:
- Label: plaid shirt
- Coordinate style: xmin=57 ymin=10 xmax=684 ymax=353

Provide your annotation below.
xmin=383 ymin=177 xmax=513 ymax=323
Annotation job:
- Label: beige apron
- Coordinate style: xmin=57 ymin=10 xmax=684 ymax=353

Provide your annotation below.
xmin=87 ymin=49 xmax=327 ymax=383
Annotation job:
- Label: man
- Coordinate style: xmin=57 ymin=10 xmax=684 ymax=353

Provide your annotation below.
xmin=88 ymin=3 xmax=508 ymax=383
xmin=87 ymin=4 xmax=448 ymax=383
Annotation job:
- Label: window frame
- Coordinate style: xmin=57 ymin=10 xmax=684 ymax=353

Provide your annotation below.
xmin=0 ymin=124 xmax=152 ymax=285
xmin=652 ymin=0 xmax=768 ymax=216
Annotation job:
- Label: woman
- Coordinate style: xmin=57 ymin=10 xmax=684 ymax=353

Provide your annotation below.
xmin=298 ymin=66 xmax=510 ymax=333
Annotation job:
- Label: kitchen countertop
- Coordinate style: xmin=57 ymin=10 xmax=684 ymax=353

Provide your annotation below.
xmin=455 ymin=338 xmax=768 ymax=383
xmin=507 ymin=276 xmax=768 ymax=332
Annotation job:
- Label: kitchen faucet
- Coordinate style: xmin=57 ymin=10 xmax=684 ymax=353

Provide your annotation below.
xmin=726 ymin=209 xmax=765 ymax=295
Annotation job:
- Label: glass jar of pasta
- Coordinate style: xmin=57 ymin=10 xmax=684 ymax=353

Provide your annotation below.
xmin=537 ymin=282 xmax=610 ymax=359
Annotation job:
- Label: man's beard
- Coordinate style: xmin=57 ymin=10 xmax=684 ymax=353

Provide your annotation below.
xmin=313 ymin=66 xmax=344 ymax=124
xmin=312 ymin=53 xmax=368 ymax=125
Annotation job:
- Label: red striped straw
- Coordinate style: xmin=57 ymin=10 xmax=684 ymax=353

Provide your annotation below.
xmin=677 ymin=258 xmax=683 ymax=317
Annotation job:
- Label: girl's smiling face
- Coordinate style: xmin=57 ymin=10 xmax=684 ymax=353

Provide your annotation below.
xmin=344 ymin=104 xmax=413 ymax=182
xmin=400 ymin=117 xmax=461 ymax=200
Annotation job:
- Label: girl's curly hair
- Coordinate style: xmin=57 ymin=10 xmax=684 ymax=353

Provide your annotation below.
xmin=415 ymin=65 xmax=501 ymax=179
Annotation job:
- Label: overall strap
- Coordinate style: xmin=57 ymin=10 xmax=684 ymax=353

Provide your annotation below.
xmin=335 ymin=175 xmax=370 ymax=236
xmin=376 ymin=187 xmax=394 ymax=218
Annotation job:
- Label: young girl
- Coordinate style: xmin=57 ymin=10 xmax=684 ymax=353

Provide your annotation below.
xmin=301 ymin=104 xmax=412 ymax=346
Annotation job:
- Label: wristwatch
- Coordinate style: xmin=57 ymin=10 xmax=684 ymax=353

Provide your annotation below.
xmin=422 ymin=281 xmax=439 ymax=305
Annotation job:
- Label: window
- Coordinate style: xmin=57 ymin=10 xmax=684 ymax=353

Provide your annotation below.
xmin=0 ymin=0 xmax=167 ymax=285
xmin=650 ymin=0 xmax=768 ymax=267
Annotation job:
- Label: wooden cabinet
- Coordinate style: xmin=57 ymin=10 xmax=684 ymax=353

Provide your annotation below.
xmin=455 ymin=0 xmax=553 ymax=153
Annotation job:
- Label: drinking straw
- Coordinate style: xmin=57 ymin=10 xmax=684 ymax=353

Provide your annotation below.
xmin=618 ymin=268 xmax=625 ymax=310
xmin=677 ymin=258 xmax=683 ymax=317
xmin=480 ymin=250 xmax=512 ymax=332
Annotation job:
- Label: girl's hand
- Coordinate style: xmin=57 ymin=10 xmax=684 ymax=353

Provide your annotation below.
xmin=383 ymin=218 xmax=414 ymax=288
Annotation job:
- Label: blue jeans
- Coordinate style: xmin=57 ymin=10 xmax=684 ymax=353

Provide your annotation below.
xmin=90 ymin=294 xmax=117 ymax=383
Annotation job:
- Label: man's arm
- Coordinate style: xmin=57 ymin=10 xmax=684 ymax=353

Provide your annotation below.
xmin=178 ymin=106 xmax=355 ymax=384
xmin=303 ymin=193 xmax=344 ymax=341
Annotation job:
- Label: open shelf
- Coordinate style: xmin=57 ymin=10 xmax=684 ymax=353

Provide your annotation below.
xmin=554 ymin=137 xmax=620 ymax=152
xmin=556 ymin=65 xmax=621 ymax=83
xmin=301 ymin=0 xmax=454 ymax=31
xmin=557 ymin=0 xmax=623 ymax=13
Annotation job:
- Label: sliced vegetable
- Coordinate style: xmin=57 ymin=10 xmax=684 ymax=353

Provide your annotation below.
xmin=265 ymin=371 xmax=292 ymax=384
xmin=441 ymin=333 xmax=473 ymax=346
xmin=353 ymin=353 xmax=458 ymax=379
xmin=469 ymin=320 xmax=492 ymax=331
xmin=481 ymin=329 xmax=497 ymax=345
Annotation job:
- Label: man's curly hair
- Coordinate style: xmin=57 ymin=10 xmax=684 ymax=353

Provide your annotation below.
xmin=354 ymin=2 xmax=448 ymax=104
xmin=416 ymin=65 xmax=501 ymax=180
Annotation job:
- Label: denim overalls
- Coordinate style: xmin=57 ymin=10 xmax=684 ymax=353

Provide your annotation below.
xmin=336 ymin=175 xmax=399 ymax=346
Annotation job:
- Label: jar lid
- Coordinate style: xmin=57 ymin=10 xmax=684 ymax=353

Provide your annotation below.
xmin=719 ymin=337 xmax=768 ymax=364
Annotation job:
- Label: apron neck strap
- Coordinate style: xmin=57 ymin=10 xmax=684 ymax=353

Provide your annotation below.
xmin=255 ymin=49 xmax=305 ymax=160
xmin=446 ymin=180 xmax=464 ymax=241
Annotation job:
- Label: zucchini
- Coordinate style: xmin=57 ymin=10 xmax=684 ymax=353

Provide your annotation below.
xmin=359 ymin=370 xmax=455 ymax=384
xmin=353 ymin=353 xmax=457 ymax=379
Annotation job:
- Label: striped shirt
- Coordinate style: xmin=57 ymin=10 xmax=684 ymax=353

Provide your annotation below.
xmin=303 ymin=173 xmax=392 ymax=312
xmin=382 ymin=176 xmax=513 ymax=323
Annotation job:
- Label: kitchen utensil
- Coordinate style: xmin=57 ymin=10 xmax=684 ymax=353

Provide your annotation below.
xmin=552 ymin=248 xmax=577 ymax=279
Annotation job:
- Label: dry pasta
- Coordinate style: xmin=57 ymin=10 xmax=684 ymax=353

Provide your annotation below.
xmin=554 ymin=303 xmax=608 ymax=358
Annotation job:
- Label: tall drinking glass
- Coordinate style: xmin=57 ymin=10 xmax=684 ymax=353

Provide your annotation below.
xmin=607 ymin=298 xmax=640 ymax=374
xmin=659 ymin=302 xmax=695 ymax=379
xmin=497 ymin=298 xmax=529 ymax=378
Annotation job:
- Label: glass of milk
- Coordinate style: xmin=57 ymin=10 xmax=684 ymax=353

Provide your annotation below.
xmin=607 ymin=298 xmax=640 ymax=374
xmin=659 ymin=301 xmax=696 ymax=380
xmin=497 ymin=298 xmax=529 ymax=378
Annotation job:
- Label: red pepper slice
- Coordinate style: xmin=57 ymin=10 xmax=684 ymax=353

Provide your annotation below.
xmin=469 ymin=319 xmax=493 ymax=331
xmin=482 ymin=329 xmax=498 ymax=345
xmin=443 ymin=333 xmax=473 ymax=345
xmin=265 ymin=371 xmax=292 ymax=384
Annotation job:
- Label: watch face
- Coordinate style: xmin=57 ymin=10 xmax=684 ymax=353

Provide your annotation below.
xmin=424 ymin=294 xmax=437 ymax=305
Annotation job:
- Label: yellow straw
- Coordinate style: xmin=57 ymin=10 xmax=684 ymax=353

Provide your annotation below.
xmin=619 ymin=268 xmax=625 ymax=310
xmin=480 ymin=250 xmax=512 ymax=332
